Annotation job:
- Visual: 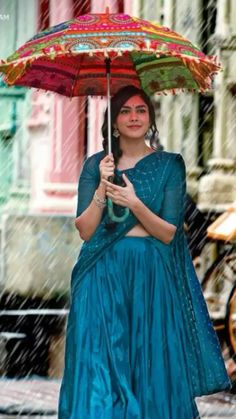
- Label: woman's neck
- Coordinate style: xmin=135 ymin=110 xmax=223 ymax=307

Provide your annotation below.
xmin=119 ymin=137 xmax=151 ymax=158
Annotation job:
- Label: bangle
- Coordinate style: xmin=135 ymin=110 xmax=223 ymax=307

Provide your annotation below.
xmin=93 ymin=190 xmax=106 ymax=208
xmin=94 ymin=190 xmax=106 ymax=204
xmin=94 ymin=198 xmax=105 ymax=209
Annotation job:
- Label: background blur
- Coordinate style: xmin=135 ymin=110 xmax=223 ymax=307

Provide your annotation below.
xmin=0 ymin=0 xmax=235 ymax=414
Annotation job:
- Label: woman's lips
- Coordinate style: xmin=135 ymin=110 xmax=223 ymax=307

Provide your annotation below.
xmin=127 ymin=125 xmax=142 ymax=129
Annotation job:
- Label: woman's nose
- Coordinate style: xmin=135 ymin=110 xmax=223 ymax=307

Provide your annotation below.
xmin=130 ymin=110 xmax=138 ymax=120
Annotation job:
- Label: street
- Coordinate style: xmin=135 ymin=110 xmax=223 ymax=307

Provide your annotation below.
xmin=0 ymin=379 xmax=235 ymax=418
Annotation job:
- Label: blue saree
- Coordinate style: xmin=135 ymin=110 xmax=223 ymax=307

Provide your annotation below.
xmin=58 ymin=150 xmax=231 ymax=419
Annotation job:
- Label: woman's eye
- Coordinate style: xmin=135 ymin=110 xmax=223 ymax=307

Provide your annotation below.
xmin=137 ymin=108 xmax=146 ymax=113
xmin=120 ymin=109 xmax=129 ymax=114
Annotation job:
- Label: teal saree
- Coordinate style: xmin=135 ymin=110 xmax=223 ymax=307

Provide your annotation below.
xmin=58 ymin=150 xmax=231 ymax=418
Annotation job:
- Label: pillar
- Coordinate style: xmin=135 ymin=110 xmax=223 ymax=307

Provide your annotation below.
xmin=29 ymin=0 xmax=85 ymax=214
xmin=87 ymin=0 xmax=119 ymax=156
xmin=198 ymin=0 xmax=236 ymax=211
xmin=161 ymin=0 xmax=202 ymax=198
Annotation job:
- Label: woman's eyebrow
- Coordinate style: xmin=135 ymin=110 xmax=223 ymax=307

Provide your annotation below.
xmin=120 ymin=105 xmax=147 ymax=109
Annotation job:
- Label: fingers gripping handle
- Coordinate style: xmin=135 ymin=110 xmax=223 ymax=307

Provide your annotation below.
xmin=107 ymin=174 xmax=130 ymax=222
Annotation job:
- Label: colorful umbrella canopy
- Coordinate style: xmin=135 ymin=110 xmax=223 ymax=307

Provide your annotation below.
xmin=0 ymin=9 xmax=220 ymax=97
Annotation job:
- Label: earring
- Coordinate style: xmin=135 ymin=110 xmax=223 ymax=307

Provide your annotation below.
xmin=145 ymin=129 xmax=152 ymax=140
xmin=113 ymin=128 xmax=120 ymax=138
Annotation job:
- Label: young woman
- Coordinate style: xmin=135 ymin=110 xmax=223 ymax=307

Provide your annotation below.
xmin=58 ymin=85 xmax=231 ymax=418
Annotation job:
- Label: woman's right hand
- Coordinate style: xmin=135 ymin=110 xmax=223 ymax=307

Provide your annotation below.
xmin=99 ymin=154 xmax=115 ymax=181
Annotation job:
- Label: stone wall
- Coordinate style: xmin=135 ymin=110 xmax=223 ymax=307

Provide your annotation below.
xmin=1 ymin=214 xmax=82 ymax=299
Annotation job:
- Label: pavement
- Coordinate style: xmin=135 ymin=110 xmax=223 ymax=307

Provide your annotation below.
xmin=196 ymin=393 xmax=236 ymax=417
xmin=0 ymin=379 xmax=58 ymax=416
xmin=0 ymin=378 xmax=235 ymax=418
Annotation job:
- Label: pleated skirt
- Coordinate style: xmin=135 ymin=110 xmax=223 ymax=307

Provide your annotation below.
xmin=58 ymin=236 xmax=200 ymax=419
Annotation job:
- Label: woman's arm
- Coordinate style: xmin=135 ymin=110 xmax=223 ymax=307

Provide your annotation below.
xmin=76 ymin=154 xmax=115 ymax=241
xmin=75 ymin=181 xmax=106 ymax=241
xmin=104 ymin=174 xmax=176 ymax=244
xmin=128 ymin=198 xmax=177 ymax=244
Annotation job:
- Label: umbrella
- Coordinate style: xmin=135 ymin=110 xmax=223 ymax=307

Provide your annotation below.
xmin=0 ymin=8 xmax=221 ymax=145
xmin=0 ymin=7 xmax=221 ymax=221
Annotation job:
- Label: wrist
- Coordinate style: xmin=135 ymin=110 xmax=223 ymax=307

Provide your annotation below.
xmin=93 ymin=189 xmax=106 ymax=209
xmin=97 ymin=181 xmax=106 ymax=195
xmin=129 ymin=196 xmax=141 ymax=212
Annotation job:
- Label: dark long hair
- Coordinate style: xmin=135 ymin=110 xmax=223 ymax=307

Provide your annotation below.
xmin=102 ymin=85 xmax=160 ymax=164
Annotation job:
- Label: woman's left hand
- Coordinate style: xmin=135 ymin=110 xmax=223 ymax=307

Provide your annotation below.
xmin=102 ymin=173 xmax=139 ymax=210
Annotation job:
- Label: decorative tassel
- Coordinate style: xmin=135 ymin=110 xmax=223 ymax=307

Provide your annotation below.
xmin=49 ymin=52 xmax=56 ymax=60
xmin=145 ymin=39 xmax=151 ymax=50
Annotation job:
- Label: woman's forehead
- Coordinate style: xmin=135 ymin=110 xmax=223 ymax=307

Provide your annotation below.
xmin=121 ymin=95 xmax=147 ymax=108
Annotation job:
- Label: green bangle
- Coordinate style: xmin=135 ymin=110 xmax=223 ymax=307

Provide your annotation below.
xmin=107 ymin=198 xmax=130 ymax=222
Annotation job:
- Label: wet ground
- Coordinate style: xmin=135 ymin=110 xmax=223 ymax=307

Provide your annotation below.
xmin=0 ymin=378 xmax=235 ymax=418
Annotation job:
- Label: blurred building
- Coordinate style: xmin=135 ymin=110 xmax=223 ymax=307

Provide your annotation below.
xmin=1 ymin=1 xmax=234 ymax=217
xmin=159 ymin=0 xmax=236 ymax=210
xmin=0 ymin=0 xmax=235 ymax=292
xmin=0 ymin=0 xmax=127 ymax=379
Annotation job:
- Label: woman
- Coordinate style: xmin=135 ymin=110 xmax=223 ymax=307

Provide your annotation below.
xmin=58 ymin=86 xmax=231 ymax=418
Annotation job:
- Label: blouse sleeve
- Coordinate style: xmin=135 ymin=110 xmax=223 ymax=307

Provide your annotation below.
xmin=76 ymin=154 xmax=100 ymax=217
xmin=159 ymin=153 xmax=186 ymax=226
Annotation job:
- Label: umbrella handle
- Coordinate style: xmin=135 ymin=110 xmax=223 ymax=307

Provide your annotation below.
xmin=107 ymin=198 xmax=130 ymax=222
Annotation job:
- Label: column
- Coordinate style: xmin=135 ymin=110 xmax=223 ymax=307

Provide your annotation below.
xmin=161 ymin=0 xmax=202 ymax=199
xmin=163 ymin=0 xmax=175 ymax=28
xmin=226 ymin=86 xmax=236 ymax=161
xmin=1 ymin=0 xmax=38 ymax=213
xmin=124 ymin=0 xmax=140 ymax=15
xmin=213 ymin=61 xmax=228 ymax=159
xmin=87 ymin=0 xmax=119 ymax=156
xmin=198 ymin=0 xmax=236 ymax=211
xmin=30 ymin=0 xmax=84 ymax=214
xmin=215 ymin=0 xmax=231 ymax=38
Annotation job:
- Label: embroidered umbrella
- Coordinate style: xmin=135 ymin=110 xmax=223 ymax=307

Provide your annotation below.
xmin=0 ymin=7 xmax=220 ymax=93
xmin=0 ymin=7 xmax=221 ymax=221
xmin=0 ymin=8 xmax=220 ymax=141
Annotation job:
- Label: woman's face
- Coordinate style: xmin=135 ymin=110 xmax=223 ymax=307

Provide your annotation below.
xmin=114 ymin=95 xmax=150 ymax=140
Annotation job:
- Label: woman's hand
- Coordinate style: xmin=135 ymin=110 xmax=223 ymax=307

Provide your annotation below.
xmin=99 ymin=154 xmax=115 ymax=181
xmin=102 ymin=173 xmax=139 ymax=210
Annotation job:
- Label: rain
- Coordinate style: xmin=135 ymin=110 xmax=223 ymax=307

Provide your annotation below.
xmin=0 ymin=0 xmax=235 ymax=417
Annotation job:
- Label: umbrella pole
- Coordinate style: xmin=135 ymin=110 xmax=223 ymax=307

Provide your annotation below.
xmin=105 ymin=58 xmax=112 ymax=155
xmin=104 ymin=57 xmax=130 ymax=223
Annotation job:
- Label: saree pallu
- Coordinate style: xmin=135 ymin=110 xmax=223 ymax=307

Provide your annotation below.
xmin=58 ymin=150 xmax=231 ymax=418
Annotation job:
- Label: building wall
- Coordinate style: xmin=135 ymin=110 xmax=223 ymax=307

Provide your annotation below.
xmin=0 ymin=0 xmax=86 ymax=296
xmin=0 ymin=0 xmax=123 ymax=297
xmin=0 ymin=0 xmax=37 ymax=211
xmin=0 ymin=0 xmax=236 ymax=297
xmin=159 ymin=0 xmax=236 ymax=208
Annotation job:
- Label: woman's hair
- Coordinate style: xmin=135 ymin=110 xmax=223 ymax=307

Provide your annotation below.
xmin=102 ymin=85 xmax=160 ymax=164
